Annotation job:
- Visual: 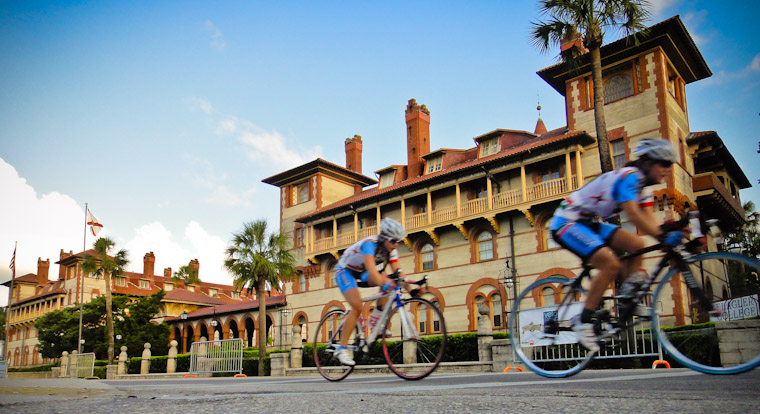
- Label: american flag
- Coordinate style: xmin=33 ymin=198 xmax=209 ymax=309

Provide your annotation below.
xmin=9 ymin=245 xmax=15 ymax=272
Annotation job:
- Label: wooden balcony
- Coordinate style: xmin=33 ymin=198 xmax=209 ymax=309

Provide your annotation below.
xmin=692 ymin=172 xmax=745 ymax=228
xmin=305 ymin=175 xmax=578 ymax=258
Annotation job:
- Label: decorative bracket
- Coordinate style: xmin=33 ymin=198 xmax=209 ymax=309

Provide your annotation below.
xmin=402 ymin=237 xmax=412 ymax=251
xmin=520 ymin=208 xmax=535 ymax=227
xmin=454 ymin=222 xmax=469 ymax=240
xmin=329 ymin=251 xmax=340 ymax=261
xmin=487 ymin=216 xmax=500 ymax=234
xmin=426 ymin=230 xmax=440 ymax=246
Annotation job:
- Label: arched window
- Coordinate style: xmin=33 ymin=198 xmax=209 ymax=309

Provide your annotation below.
xmin=421 ymin=243 xmax=435 ymax=271
xmin=298 ymin=273 xmax=306 ymax=292
xmin=418 ymin=302 xmax=427 ymax=333
xmin=474 ymin=295 xmax=485 ymax=322
xmin=544 ymin=220 xmax=559 ymax=250
xmin=297 ymin=315 xmax=307 ymax=343
xmin=477 ymin=232 xmax=493 ymax=261
xmin=432 ymin=301 xmax=442 ymax=333
xmin=604 ymin=73 xmax=634 ymax=103
xmin=542 ymin=286 xmax=555 ymax=307
xmin=491 ymin=294 xmax=502 ymax=328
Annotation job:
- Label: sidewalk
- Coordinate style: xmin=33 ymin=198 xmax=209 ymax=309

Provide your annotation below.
xmin=0 ymin=378 xmax=124 ymax=404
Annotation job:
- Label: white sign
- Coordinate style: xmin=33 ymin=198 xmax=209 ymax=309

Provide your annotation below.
xmin=518 ymin=302 xmax=585 ymax=347
xmin=711 ymin=294 xmax=759 ymax=322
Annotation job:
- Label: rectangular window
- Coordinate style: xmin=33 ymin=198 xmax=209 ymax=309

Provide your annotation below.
xmin=611 ymin=139 xmax=626 ymax=169
xmin=115 ymin=277 xmax=126 ymax=287
xmin=232 ymin=291 xmax=240 ymax=299
xmin=139 ymin=280 xmax=149 ymax=289
xmin=379 ymin=171 xmax=396 ymax=188
xmin=294 ymin=227 xmax=304 ymax=247
xmin=164 ymin=283 xmax=173 ymax=291
xmin=209 ymin=288 xmax=218 ymax=297
xmin=479 ymin=138 xmax=500 ymax=157
xmin=426 ymin=156 xmax=442 ymax=174
xmin=635 ymin=58 xmax=642 ymax=92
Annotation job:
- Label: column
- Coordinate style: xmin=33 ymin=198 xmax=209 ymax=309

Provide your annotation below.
xmin=520 ymin=164 xmax=527 ymax=202
xmin=565 ymin=152 xmax=572 ymax=191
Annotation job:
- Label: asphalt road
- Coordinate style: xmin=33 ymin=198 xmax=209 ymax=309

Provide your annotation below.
xmin=2 ymin=369 xmax=759 ymax=413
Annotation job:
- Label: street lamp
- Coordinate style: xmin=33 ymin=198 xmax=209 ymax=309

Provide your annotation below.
xmin=115 ymin=334 xmax=122 ymax=341
xmin=280 ymin=308 xmax=290 ymax=348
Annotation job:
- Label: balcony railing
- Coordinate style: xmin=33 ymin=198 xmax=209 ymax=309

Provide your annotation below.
xmin=306 ymin=174 xmax=577 ymax=256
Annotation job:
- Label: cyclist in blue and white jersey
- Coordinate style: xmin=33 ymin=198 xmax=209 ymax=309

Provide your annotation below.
xmin=550 ymin=138 xmax=682 ymax=352
xmin=333 ymin=217 xmax=407 ymax=366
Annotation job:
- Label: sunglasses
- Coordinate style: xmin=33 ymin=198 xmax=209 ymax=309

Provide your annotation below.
xmin=656 ymin=161 xmax=673 ymax=168
xmin=387 ymin=238 xmax=402 ymax=245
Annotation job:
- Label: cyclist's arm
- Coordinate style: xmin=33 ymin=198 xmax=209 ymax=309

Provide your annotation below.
xmin=362 ymin=253 xmax=387 ymax=287
xmin=620 ymin=200 xmax=662 ymax=238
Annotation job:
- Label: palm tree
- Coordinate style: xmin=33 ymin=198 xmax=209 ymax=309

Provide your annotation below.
xmin=82 ymin=237 xmax=129 ymax=365
xmin=172 ymin=262 xmax=201 ymax=286
xmin=532 ymin=0 xmax=651 ymax=173
xmin=224 ymin=220 xmax=295 ymax=375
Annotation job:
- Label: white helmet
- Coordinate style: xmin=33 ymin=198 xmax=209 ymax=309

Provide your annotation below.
xmin=632 ymin=138 xmax=677 ymax=164
xmin=380 ymin=217 xmax=405 ymax=240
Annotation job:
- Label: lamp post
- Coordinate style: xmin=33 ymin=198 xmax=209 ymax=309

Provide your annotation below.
xmin=180 ymin=311 xmax=188 ymax=352
xmin=280 ymin=308 xmax=290 ymax=348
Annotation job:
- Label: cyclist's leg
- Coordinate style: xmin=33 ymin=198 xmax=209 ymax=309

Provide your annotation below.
xmin=336 ymin=269 xmax=362 ymax=349
xmin=360 ymin=269 xmax=390 ymax=311
xmin=606 ymin=226 xmax=646 ymax=280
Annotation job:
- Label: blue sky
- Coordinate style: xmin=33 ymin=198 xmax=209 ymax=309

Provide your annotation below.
xmin=1 ymin=1 xmax=759 ymax=304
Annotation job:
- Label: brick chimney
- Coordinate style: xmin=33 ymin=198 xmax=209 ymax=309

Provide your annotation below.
xmin=37 ymin=258 xmax=50 ymax=285
xmin=143 ymin=252 xmax=155 ymax=277
xmin=345 ymin=135 xmax=363 ymax=174
xmin=58 ymin=249 xmax=72 ymax=279
xmin=405 ymin=99 xmax=431 ymax=179
xmin=164 ymin=267 xmax=172 ymax=278
xmin=190 ymin=259 xmax=200 ymax=278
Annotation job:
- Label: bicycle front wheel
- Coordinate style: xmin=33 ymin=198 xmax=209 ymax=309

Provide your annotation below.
xmin=651 ymin=252 xmax=760 ymax=374
xmin=313 ymin=309 xmax=360 ymax=381
xmin=382 ymin=297 xmax=447 ymax=380
xmin=509 ymin=276 xmax=596 ymax=377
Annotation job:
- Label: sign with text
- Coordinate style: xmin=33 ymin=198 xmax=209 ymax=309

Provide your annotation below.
xmin=711 ymin=294 xmax=759 ymax=322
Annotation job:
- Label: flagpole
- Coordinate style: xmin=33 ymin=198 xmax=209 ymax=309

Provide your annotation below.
xmin=3 ymin=242 xmax=17 ymax=364
xmin=78 ymin=204 xmax=88 ymax=354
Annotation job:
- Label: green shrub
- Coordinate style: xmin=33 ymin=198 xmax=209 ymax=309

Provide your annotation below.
xmin=8 ymin=363 xmax=57 ymax=372
xmin=93 ymin=366 xmax=106 ymax=379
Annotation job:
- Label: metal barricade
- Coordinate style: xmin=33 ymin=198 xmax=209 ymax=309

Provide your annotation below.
xmin=67 ymin=352 xmax=95 ymax=378
xmin=189 ymin=338 xmax=244 ymax=375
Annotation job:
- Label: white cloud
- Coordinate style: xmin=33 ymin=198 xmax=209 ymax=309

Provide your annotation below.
xmin=648 ymin=0 xmax=683 ymax=21
xmin=699 ymin=53 xmax=760 ymax=86
xmin=204 ymin=20 xmax=227 ymax=50
xmin=681 ymin=10 xmax=709 ymax=46
xmin=0 ymin=158 xmax=91 ymax=303
xmin=748 ymin=53 xmax=760 ymax=72
xmin=123 ymin=221 xmax=233 ymax=286
xmin=0 ymin=157 xmax=236 ymax=305
xmin=191 ymin=96 xmax=214 ymax=114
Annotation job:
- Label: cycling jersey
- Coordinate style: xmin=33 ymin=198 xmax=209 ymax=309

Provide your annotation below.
xmin=553 ymin=167 xmax=653 ymax=221
xmin=335 ymin=236 xmax=398 ymax=293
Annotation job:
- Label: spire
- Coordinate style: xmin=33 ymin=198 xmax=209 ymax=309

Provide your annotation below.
xmin=534 ymin=94 xmax=547 ymax=135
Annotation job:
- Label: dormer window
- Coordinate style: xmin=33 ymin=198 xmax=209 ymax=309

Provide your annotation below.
xmin=164 ymin=282 xmax=173 ymax=291
xmin=139 ymin=280 xmax=149 ymax=289
xmin=426 ymin=156 xmax=442 ymax=174
xmin=232 ymin=291 xmax=240 ymax=299
xmin=115 ymin=277 xmax=126 ymax=287
xmin=480 ymin=138 xmax=500 ymax=157
xmin=209 ymin=288 xmax=218 ymax=297
xmin=379 ymin=170 xmax=396 ymax=188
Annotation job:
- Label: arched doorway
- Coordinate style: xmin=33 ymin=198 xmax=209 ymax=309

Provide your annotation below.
xmin=185 ymin=325 xmax=195 ymax=353
xmin=229 ymin=320 xmax=239 ymax=339
xmin=245 ymin=318 xmax=255 ymax=347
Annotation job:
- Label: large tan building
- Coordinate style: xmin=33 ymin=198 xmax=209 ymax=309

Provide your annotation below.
xmin=2 ymin=250 xmax=276 ymax=367
xmin=263 ymin=16 xmax=750 ymax=346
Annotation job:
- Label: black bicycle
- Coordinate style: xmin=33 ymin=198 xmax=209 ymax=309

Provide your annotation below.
xmin=509 ymin=211 xmax=760 ymax=377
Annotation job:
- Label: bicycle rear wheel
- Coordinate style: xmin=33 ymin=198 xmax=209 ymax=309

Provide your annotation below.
xmin=313 ymin=309 xmax=360 ymax=381
xmin=382 ymin=297 xmax=447 ymax=380
xmin=651 ymin=252 xmax=760 ymax=374
xmin=509 ymin=276 xmax=596 ymax=377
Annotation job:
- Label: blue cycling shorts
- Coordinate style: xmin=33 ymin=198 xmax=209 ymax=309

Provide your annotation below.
xmin=550 ymin=216 xmax=619 ymax=262
xmin=336 ymin=267 xmax=370 ymax=293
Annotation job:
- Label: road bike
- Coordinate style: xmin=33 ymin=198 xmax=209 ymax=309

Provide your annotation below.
xmin=509 ymin=211 xmax=760 ymax=377
xmin=313 ymin=272 xmax=447 ymax=381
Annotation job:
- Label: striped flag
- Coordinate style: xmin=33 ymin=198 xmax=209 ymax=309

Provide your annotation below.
xmin=86 ymin=210 xmax=103 ymax=236
xmin=9 ymin=245 xmax=15 ymax=271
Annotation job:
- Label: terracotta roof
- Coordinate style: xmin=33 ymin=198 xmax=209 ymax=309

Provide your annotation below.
xmin=171 ymin=295 xmax=287 ymax=321
xmin=686 ymin=131 xmax=751 ymax=188
xmin=10 ymin=280 xmax=67 ymax=306
xmin=296 ymin=128 xmax=593 ymax=222
xmin=262 ymin=158 xmax=377 ymax=187
xmin=537 ymin=15 xmax=711 ymax=95
xmin=163 ymin=288 xmax=228 ymax=306
xmin=2 ymin=273 xmax=38 ymax=286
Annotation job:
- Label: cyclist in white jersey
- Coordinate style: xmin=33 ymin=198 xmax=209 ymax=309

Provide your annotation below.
xmin=550 ymin=139 xmax=682 ymax=352
xmin=333 ymin=217 xmax=407 ymax=366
